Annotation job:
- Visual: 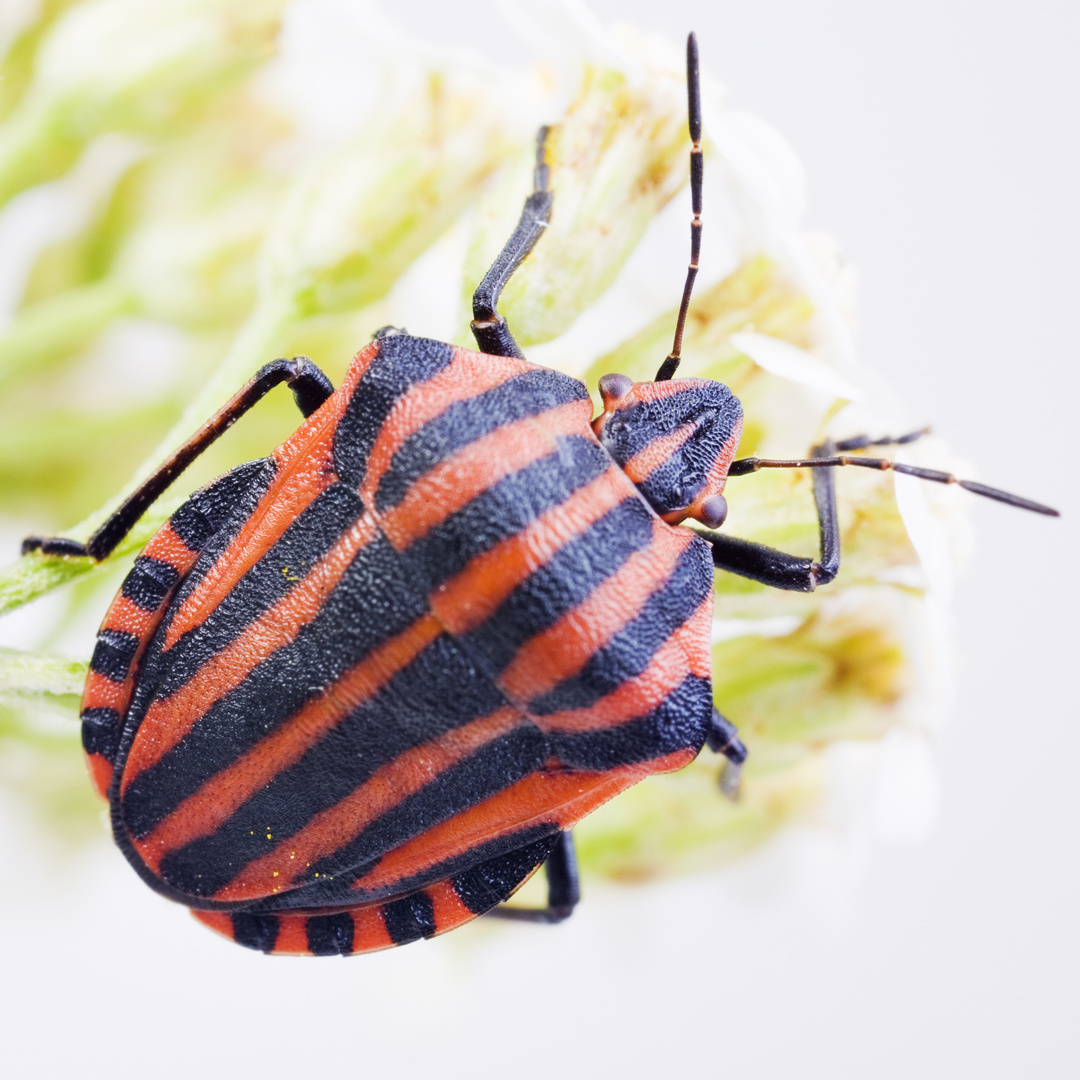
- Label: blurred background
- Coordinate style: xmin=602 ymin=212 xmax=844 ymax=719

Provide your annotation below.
xmin=0 ymin=1 xmax=1076 ymax=1077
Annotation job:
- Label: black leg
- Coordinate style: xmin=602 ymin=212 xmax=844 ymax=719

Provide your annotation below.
xmin=701 ymin=441 xmax=840 ymax=592
xmin=706 ymin=707 xmax=747 ymax=799
xmin=485 ymin=830 xmax=580 ymax=924
xmin=833 ymin=427 xmax=929 ymax=452
xmin=470 ymin=127 xmax=554 ymax=360
xmin=22 ymin=356 xmax=335 ymax=561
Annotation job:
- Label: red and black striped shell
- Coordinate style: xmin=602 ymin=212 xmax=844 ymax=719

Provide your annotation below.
xmin=80 ymin=335 xmax=722 ymax=955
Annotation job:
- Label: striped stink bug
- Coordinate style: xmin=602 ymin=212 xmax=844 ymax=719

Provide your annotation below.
xmin=23 ymin=35 xmax=1057 ymax=956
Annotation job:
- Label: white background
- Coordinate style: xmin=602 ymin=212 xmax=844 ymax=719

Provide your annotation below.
xmin=2 ymin=2 xmax=1077 ymax=1078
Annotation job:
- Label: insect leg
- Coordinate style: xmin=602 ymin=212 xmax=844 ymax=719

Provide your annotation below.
xmin=22 ymin=356 xmax=335 ymax=561
xmin=707 ymin=707 xmax=747 ymax=799
xmin=708 ymin=423 xmax=1060 ymax=591
xmin=833 ymin=427 xmax=929 ymax=452
xmin=470 ymin=127 xmax=554 ymax=359
xmin=700 ymin=441 xmax=841 ymax=592
xmin=485 ymin=830 xmax=580 ymax=924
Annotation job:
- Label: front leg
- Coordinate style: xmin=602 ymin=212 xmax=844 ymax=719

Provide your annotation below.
xmin=22 ymin=356 xmax=334 ymax=561
xmin=470 ymin=127 xmax=554 ymax=360
xmin=701 ymin=441 xmax=839 ymax=592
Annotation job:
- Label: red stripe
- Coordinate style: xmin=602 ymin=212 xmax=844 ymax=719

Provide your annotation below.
xmin=122 ymin=514 xmax=380 ymax=790
xmin=351 ymin=906 xmax=395 ymax=954
xmin=80 ymin=522 xmax=200 ymax=801
xmin=161 ymin=372 xmax=354 ymax=649
xmin=378 ymin=398 xmax=593 ymax=549
xmin=534 ymin=596 xmax=714 ymax=735
xmin=210 ymin=706 xmax=525 ymax=903
xmin=621 ymin=422 xmax=696 ymax=486
xmin=273 ymin=913 xmax=314 ymax=955
xmin=359 ymin=346 xmax=536 ymax=504
xmin=428 ymin=880 xmax=482 ymax=935
xmin=430 ymin=465 xmax=633 ymax=635
xmin=348 ymin=759 xmax=681 ymax=897
xmin=497 ymin=519 xmax=691 ymax=703
xmin=140 ymin=521 xmax=203 ymax=571
xmin=131 ymin=613 xmax=442 ymax=875
xmin=85 ymin=754 xmax=114 ymax=801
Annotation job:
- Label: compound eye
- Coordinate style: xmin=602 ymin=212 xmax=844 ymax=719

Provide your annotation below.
xmin=699 ymin=494 xmax=728 ymax=529
xmin=597 ymin=372 xmax=633 ymax=404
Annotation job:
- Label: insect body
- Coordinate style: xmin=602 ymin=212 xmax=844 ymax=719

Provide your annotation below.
xmin=76 ymin=333 xmax=737 ymax=954
xmin=24 ymin=35 xmax=1056 ymax=955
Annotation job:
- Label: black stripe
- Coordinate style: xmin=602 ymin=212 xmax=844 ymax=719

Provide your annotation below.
xmin=547 ymin=673 xmax=713 ymax=770
xmin=635 ymin=457 xmax=709 ymax=516
xmin=89 ymin=629 xmax=139 ymax=682
xmin=452 ymin=834 xmax=560 ymax=915
xmin=121 ymin=556 xmax=180 ymax=611
xmin=381 ymin=892 xmax=437 ymax=945
xmin=230 ymin=912 xmax=280 ymax=953
xmin=399 ymin=435 xmax=610 ymax=592
xmin=300 ymin=724 xmax=548 ymax=890
xmin=81 ymin=706 xmax=121 ymax=760
xmin=528 ymin=539 xmax=714 ymax=715
xmin=334 ymin=336 xmax=456 ymax=489
xmin=600 ymin=383 xmax=739 ymax=462
xmin=169 ymin=502 xmax=216 ymax=553
xmin=635 ymin=434 xmax=730 ymax=516
xmin=457 ymin=497 xmax=655 ymax=677
xmin=305 ymin=912 xmax=355 ymax=956
xmin=166 ymin=462 xmax=278 ymax=616
xmin=373 ymin=369 xmax=589 ymax=513
xmin=598 ymin=383 xmax=742 ymax=516
xmin=152 ymin=636 xmax=512 ymax=898
xmin=152 ymin=483 xmax=366 ymax=699
xmin=119 ymin=532 xmax=427 ymax=842
xmin=169 ymin=461 xmax=275 ymax=553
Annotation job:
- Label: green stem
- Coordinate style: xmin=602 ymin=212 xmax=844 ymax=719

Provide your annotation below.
xmin=0 ymin=647 xmax=86 ymax=696
xmin=0 ymin=98 xmax=79 ymax=210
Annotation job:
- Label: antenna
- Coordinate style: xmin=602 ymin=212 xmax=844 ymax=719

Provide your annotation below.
xmin=728 ymin=431 xmax=1060 ymax=517
xmin=656 ymin=32 xmax=702 ymax=382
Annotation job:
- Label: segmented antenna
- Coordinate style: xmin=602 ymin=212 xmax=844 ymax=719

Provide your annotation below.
xmin=656 ymin=32 xmax=702 ymax=383
xmin=728 ymin=435 xmax=1060 ymax=517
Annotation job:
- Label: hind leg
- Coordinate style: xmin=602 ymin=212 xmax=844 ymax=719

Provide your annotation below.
xmin=484 ymin=830 xmax=579 ymax=924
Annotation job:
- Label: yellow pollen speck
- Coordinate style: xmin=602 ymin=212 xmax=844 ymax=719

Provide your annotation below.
xmin=267 ymin=833 xmax=272 ymax=839
xmin=273 ymin=871 xmax=279 ymax=877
